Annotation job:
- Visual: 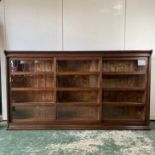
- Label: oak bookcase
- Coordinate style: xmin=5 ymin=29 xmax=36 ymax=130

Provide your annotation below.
xmin=5 ymin=50 xmax=152 ymax=130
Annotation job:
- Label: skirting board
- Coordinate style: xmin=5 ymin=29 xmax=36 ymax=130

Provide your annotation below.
xmin=150 ymin=115 xmax=155 ymax=120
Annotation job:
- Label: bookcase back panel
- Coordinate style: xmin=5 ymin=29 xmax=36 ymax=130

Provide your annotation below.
xmin=103 ymin=91 xmax=145 ymax=103
xmin=57 ymin=75 xmax=99 ymax=88
xmin=12 ymin=92 xmax=54 ymax=103
xmin=11 ymin=75 xmax=54 ymax=88
xmin=57 ymin=91 xmax=99 ymax=103
xmin=103 ymin=75 xmax=146 ymax=88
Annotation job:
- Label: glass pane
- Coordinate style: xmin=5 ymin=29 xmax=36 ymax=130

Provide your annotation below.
xmin=103 ymin=59 xmax=147 ymax=72
xmin=57 ymin=106 xmax=98 ymax=120
xmin=11 ymin=75 xmax=54 ymax=88
xmin=13 ymin=106 xmax=55 ymax=121
xmin=103 ymin=91 xmax=145 ymax=103
xmin=57 ymin=91 xmax=98 ymax=103
xmin=103 ymin=75 xmax=146 ymax=88
xmin=103 ymin=105 xmax=144 ymax=120
xmin=12 ymin=91 xmax=54 ymax=103
xmin=57 ymin=60 xmax=99 ymax=72
xmin=57 ymin=75 xmax=98 ymax=88
xmin=10 ymin=60 xmax=53 ymax=73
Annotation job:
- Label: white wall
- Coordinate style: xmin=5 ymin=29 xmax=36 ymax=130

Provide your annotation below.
xmin=0 ymin=0 xmax=7 ymax=120
xmin=4 ymin=0 xmax=62 ymax=50
xmin=0 ymin=0 xmax=5 ymax=51
xmin=125 ymin=0 xmax=155 ymax=53
xmin=0 ymin=0 xmax=155 ymax=120
xmin=63 ymin=0 xmax=125 ymax=50
xmin=151 ymin=60 xmax=155 ymax=119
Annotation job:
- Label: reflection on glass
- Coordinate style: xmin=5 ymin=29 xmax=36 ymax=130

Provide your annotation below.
xmin=10 ymin=60 xmax=53 ymax=73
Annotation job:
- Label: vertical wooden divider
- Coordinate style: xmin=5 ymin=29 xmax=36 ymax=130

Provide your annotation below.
xmin=99 ymin=57 xmax=103 ymax=121
xmin=145 ymin=56 xmax=151 ymax=124
xmin=8 ymin=58 xmax=12 ymax=123
xmin=53 ymin=57 xmax=57 ymax=120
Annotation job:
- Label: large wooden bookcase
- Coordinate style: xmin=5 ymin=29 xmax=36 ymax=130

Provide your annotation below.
xmin=5 ymin=50 xmax=152 ymax=130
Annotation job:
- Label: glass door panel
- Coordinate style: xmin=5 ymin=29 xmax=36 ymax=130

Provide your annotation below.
xmin=13 ymin=106 xmax=55 ymax=121
xmin=10 ymin=59 xmax=54 ymax=99
xmin=103 ymin=105 xmax=144 ymax=120
xmin=10 ymin=60 xmax=54 ymax=73
xmin=57 ymin=60 xmax=100 ymax=72
xmin=102 ymin=58 xmax=147 ymax=121
xmin=9 ymin=59 xmax=55 ymax=122
xmin=102 ymin=58 xmax=147 ymax=73
xmin=57 ymin=106 xmax=99 ymax=120
xmin=11 ymin=75 xmax=54 ymax=89
xmin=56 ymin=57 xmax=101 ymax=112
xmin=57 ymin=75 xmax=99 ymax=88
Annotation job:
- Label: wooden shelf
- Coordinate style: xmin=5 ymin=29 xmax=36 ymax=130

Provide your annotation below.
xmin=12 ymin=119 xmax=54 ymax=123
xmin=11 ymin=88 xmax=54 ymax=91
xmin=11 ymin=72 xmax=53 ymax=76
xmin=56 ymin=57 xmax=100 ymax=60
xmin=103 ymin=72 xmax=146 ymax=76
xmin=57 ymin=87 xmax=99 ymax=91
xmin=103 ymin=119 xmax=144 ymax=121
xmin=12 ymin=102 xmax=55 ymax=107
xmin=57 ymin=102 xmax=99 ymax=107
xmin=104 ymin=102 xmax=144 ymax=106
xmin=57 ymin=72 xmax=100 ymax=76
xmin=103 ymin=87 xmax=145 ymax=91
